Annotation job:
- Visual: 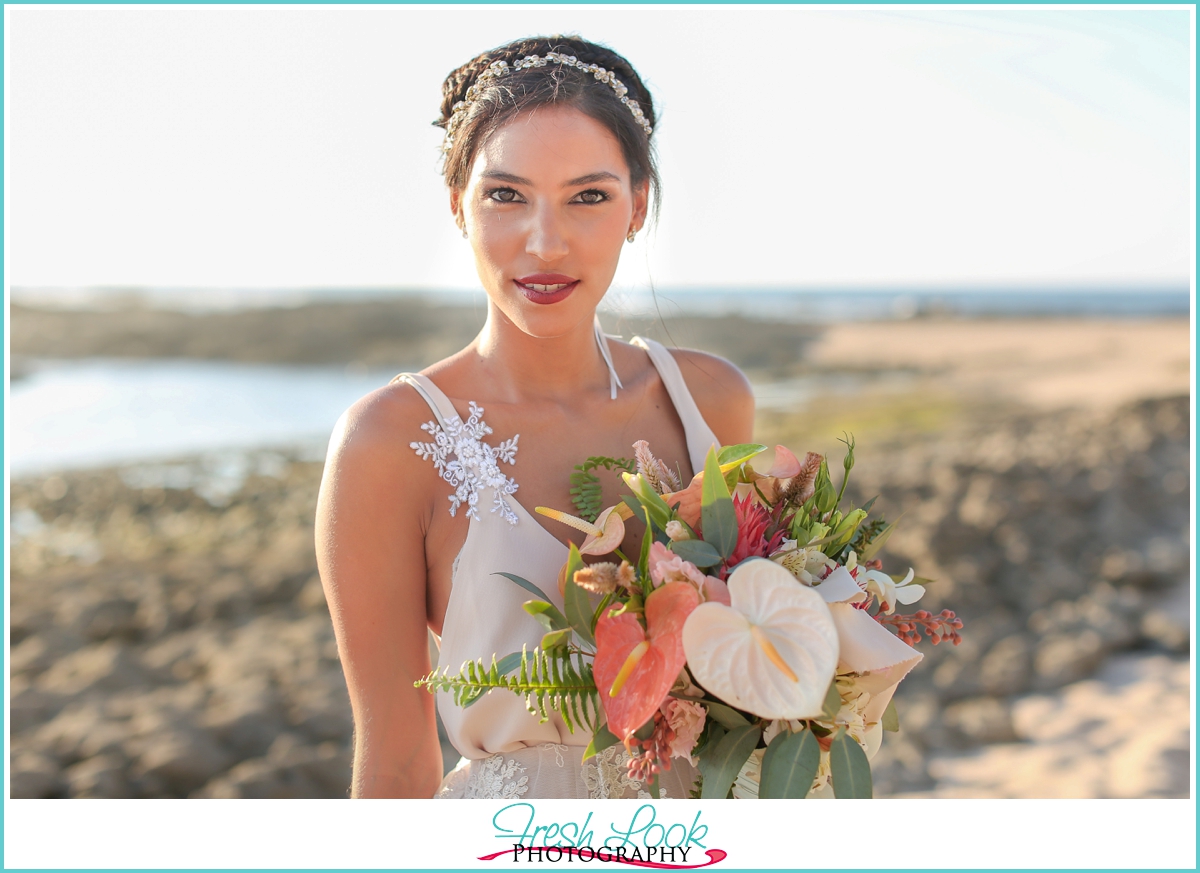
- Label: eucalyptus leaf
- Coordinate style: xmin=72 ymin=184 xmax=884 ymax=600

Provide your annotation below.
xmin=563 ymin=577 xmax=596 ymax=649
xmin=759 ymin=728 xmax=820 ymax=799
xmin=495 ymin=572 xmax=555 ymax=604
xmin=670 ymin=538 xmax=723 ymax=568
xmin=698 ymin=724 xmax=762 ymax=799
xmin=700 ymin=447 xmax=738 ymax=560
xmin=829 ymin=729 xmax=873 ymax=799
xmin=703 ymin=701 xmax=751 ymax=730
xmin=821 ymin=677 xmax=841 ymax=721
xmin=494 ymin=652 xmax=523 ymax=677
xmin=541 ymin=628 xmax=572 ymax=650
xmin=523 ymin=600 xmax=569 ymax=632
xmin=882 ymin=699 xmax=900 ymax=733
xmin=582 ymin=722 xmax=621 ymax=762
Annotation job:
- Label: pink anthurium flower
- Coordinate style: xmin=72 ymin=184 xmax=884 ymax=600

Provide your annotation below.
xmin=593 ymin=581 xmax=701 ymax=743
xmin=536 ymin=503 xmax=634 ymax=555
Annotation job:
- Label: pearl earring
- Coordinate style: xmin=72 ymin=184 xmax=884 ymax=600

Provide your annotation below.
xmin=627 ymin=229 xmax=637 ymax=244
xmin=462 ymin=227 xmax=468 ymax=239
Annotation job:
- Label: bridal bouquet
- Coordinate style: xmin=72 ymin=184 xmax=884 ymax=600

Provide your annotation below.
xmin=417 ymin=439 xmax=962 ymax=798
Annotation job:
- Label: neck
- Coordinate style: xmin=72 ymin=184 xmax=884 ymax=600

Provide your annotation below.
xmin=473 ymin=303 xmax=612 ymax=404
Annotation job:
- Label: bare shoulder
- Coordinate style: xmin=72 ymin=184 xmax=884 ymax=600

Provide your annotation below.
xmin=320 ymin=379 xmax=442 ymax=525
xmin=667 ymin=347 xmax=755 ymax=445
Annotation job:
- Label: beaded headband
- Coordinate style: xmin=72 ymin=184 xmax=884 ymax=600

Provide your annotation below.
xmin=442 ymin=51 xmax=653 ymax=153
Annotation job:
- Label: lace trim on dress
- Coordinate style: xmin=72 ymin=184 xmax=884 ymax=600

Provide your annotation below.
xmin=438 ymin=753 xmax=531 ymax=799
xmin=410 ymin=401 xmax=521 ymax=524
xmin=583 ymin=745 xmax=662 ymax=800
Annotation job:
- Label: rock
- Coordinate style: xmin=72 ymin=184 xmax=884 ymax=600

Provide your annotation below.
xmin=129 ymin=729 xmax=234 ymax=795
xmin=1140 ymin=584 xmax=1190 ymax=653
xmin=10 ymin=677 xmax=67 ymax=735
xmin=978 ymin=635 xmax=1033 ymax=697
xmin=943 ymin=697 xmax=1018 ymax=746
xmin=193 ymin=736 xmax=351 ymax=799
xmin=1033 ymin=630 xmax=1107 ymax=690
xmin=65 ymin=753 xmax=133 ymax=798
xmin=10 ymin=628 xmax=85 ymax=677
xmin=10 ymin=750 xmax=65 ymax=798
xmin=36 ymin=640 xmax=147 ymax=697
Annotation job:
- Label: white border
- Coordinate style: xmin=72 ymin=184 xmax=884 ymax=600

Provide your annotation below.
xmin=4 ymin=4 xmax=1196 ymax=872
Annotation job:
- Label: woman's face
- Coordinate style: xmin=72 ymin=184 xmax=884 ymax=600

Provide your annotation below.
xmin=452 ymin=104 xmax=648 ymax=339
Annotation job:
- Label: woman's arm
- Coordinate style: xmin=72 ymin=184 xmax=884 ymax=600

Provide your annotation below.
xmin=669 ymin=348 xmax=756 ymax=446
xmin=315 ymin=387 xmax=444 ymax=798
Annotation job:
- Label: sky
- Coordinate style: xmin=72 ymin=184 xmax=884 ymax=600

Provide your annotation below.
xmin=5 ymin=5 xmax=1194 ymax=293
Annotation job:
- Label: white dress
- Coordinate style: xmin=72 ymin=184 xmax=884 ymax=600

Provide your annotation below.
xmin=396 ymin=334 xmax=720 ymax=799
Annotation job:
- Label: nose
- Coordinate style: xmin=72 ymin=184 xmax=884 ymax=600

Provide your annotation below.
xmin=524 ymin=203 xmax=569 ymax=263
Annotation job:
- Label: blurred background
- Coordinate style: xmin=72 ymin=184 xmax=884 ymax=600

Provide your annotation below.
xmin=7 ymin=7 xmax=1193 ymax=799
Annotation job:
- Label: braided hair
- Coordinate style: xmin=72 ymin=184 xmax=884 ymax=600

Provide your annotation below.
xmin=436 ymin=35 xmax=660 ymax=219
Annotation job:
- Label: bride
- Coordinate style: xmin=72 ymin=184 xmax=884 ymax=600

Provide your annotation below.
xmin=315 ymin=34 xmax=754 ymax=798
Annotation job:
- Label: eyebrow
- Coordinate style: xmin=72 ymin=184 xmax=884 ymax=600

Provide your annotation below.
xmin=480 ymin=170 xmax=623 ymax=187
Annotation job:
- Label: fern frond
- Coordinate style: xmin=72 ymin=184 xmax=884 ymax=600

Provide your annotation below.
xmin=415 ymin=646 xmax=601 ymax=735
xmin=570 ymin=456 xmax=636 ymax=522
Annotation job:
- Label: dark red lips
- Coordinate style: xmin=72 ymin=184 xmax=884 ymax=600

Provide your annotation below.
xmin=514 ymin=273 xmax=579 ymax=305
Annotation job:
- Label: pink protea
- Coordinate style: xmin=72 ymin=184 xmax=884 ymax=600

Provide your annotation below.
xmin=729 ymin=492 xmax=771 ymax=566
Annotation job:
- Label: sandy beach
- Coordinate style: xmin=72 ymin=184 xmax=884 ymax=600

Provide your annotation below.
xmin=8 ymin=304 xmax=1192 ymax=798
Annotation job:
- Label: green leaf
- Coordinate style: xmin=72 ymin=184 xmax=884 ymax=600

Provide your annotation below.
xmin=700 ymin=446 xmax=738 ymax=560
xmin=882 ymin=698 xmax=900 ymax=733
xmin=821 ymin=677 xmax=841 ymax=721
xmin=829 ymin=729 xmax=873 ymax=799
xmin=717 ymin=443 xmax=768 ymax=488
xmin=697 ymin=724 xmax=762 ymax=799
xmin=541 ymin=628 xmax=572 ymax=650
xmin=717 ymin=443 xmax=768 ymax=469
xmin=495 ymin=572 xmax=555 ymax=604
xmin=565 ymin=542 xmax=586 ymax=583
xmin=494 ymin=652 xmax=523 ymax=676
xmin=563 ymin=568 xmax=596 ymax=649
xmin=582 ymin=722 xmax=621 ymax=762
xmin=523 ymin=600 xmax=569 ymax=632
xmin=622 ymin=472 xmax=673 ymax=531
xmin=669 ymin=538 xmax=723 ymax=568
xmin=759 ymin=728 xmax=820 ymax=799
xmin=860 ymin=495 xmax=878 ymax=515
xmin=703 ymin=701 xmax=751 ymax=730
xmin=636 ymin=503 xmax=654 ymax=587
xmin=859 ymin=513 xmax=902 ymax=562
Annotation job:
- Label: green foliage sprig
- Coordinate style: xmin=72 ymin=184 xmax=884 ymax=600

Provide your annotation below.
xmin=570 ymin=456 xmax=636 ymax=522
xmin=416 ymin=646 xmax=600 ymax=734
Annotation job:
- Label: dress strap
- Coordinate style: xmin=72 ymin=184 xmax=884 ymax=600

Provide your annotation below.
xmin=630 ymin=337 xmax=718 ymax=472
xmin=390 ymin=372 xmax=461 ymax=427
xmin=594 ymin=315 xmax=624 ymax=401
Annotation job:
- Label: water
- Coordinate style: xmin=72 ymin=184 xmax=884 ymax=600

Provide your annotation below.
xmin=8 ymin=357 xmax=872 ymax=475
xmin=8 ymin=359 xmax=398 ymax=475
xmin=14 ymin=285 xmax=1191 ymax=320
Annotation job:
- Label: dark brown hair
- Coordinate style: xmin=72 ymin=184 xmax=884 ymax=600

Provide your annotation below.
xmin=436 ymin=35 xmax=660 ymax=218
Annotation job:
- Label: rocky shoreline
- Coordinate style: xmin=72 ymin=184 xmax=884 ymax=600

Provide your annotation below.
xmin=10 ymin=390 xmax=1190 ymax=798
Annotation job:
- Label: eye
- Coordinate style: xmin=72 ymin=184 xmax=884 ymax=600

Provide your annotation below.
xmin=572 ymin=189 xmax=610 ymax=204
xmin=485 ymin=187 xmax=523 ymax=203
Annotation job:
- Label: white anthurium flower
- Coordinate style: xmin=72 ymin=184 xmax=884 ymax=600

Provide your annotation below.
xmin=682 ymin=559 xmax=839 ymax=720
xmin=827 ymin=605 xmax=922 ymax=724
xmin=811 ymin=565 xmax=866 ymax=604
xmin=861 ymin=567 xmax=925 ymax=615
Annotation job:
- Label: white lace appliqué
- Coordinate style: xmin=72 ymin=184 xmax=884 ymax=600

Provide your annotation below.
xmin=583 ymin=745 xmax=662 ymax=800
xmin=410 ymin=402 xmax=520 ymax=525
xmin=445 ymin=755 xmax=530 ymax=799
